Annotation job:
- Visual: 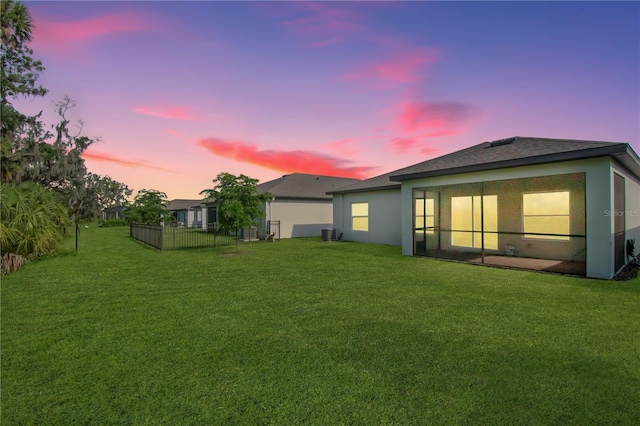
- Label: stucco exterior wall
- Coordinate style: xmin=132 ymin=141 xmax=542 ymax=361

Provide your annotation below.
xmin=264 ymin=199 xmax=333 ymax=239
xmin=332 ymin=189 xmax=401 ymax=245
xmin=400 ymin=157 xmax=615 ymax=279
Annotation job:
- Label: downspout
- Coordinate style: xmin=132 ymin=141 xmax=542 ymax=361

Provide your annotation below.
xmin=269 ymin=197 xmax=275 ymax=236
xmin=270 ymin=197 xmax=274 ymax=222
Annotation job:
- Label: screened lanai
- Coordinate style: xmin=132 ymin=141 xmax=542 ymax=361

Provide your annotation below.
xmin=413 ymin=173 xmax=586 ymax=275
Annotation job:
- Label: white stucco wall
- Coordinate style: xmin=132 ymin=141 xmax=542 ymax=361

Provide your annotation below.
xmin=263 ymin=199 xmax=333 ymax=239
xmin=332 ymin=189 xmax=401 ymax=245
xmin=399 ymin=157 xmax=616 ymax=279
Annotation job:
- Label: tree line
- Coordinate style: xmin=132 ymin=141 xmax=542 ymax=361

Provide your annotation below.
xmin=1 ymin=0 xmax=131 ymax=272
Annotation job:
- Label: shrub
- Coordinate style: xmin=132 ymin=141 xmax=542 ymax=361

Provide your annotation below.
xmin=99 ymin=218 xmax=127 ymax=227
xmin=0 ymin=182 xmax=70 ymax=258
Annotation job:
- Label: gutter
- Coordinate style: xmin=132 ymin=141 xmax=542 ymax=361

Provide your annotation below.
xmin=327 ymin=183 xmax=401 ymax=196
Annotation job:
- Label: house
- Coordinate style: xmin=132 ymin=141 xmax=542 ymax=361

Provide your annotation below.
xmin=196 ymin=173 xmax=359 ymax=239
xmin=330 ymin=137 xmax=640 ymax=280
xmin=165 ymin=199 xmax=203 ymax=227
xmin=257 ymin=173 xmax=360 ymax=239
xmin=101 ymin=205 xmax=127 ymax=220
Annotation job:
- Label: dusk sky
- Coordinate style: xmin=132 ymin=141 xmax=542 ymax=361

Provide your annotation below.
xmin=15 ymin=0 xmax=640 ymax=200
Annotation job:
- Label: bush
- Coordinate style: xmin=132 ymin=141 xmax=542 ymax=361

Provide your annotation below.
xmin=0 ymin=182 xmax=69 ymax=258
xmin=99 ymin=218 xmax=127 ymax=227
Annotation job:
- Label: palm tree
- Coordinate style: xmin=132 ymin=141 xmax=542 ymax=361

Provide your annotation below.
xmin=0 ymin=182 xmax=69 ymax=258
xmin=0 ymin=0 xmax=33 ymax=49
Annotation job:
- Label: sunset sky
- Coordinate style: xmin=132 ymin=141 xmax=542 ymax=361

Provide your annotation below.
xmin=15 ymin=0 xmax=639 ymax=200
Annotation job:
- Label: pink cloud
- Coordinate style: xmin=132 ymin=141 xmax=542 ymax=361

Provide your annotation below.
xmin=195 ymin=138 xmax=375 ymax=180
xmin=82 ymin=150 xmax=175 ymax=173
xmin=342 ymin=49 xmax=437 ymax=87
xmin=396 ymin=101 xmax=476 ymax=133
xmin=389 ymin=137 xmax=443 ymax=156
xmin=30 ymin=12 xmax=153 ymax=56
xmin=389 ymin=102 xmax=475 ymax=156
xmin=133 ymin=105 xmax=198 ymax=121
xmin=388 ymin=101 xmax=474 ymax=155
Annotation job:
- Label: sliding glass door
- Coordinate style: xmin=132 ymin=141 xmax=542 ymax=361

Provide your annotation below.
xmin=414 ymin=190 xmax=438 ymax=256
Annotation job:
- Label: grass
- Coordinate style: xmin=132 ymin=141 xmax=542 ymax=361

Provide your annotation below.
xmin=2 ymin=226 xmax=639 ymax=425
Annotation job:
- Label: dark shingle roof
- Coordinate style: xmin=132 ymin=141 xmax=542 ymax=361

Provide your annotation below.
xmin=390 ymin=137 xmax=638 ymax=181
xmin=257 ymin=173 xmax=360 ymax=200
xmin=329 ymin=136 xmax=640 ymax=195
xmin=166 ymin=199 xmax=203 ymax=211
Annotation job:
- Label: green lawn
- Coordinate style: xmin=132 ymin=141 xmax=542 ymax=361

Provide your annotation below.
xmin=2 ymin=226 xmax=639 ymax=425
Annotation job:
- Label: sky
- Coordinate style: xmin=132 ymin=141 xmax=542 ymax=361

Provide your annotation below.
xmin=14 ymin=0 xmax=640 ymax=200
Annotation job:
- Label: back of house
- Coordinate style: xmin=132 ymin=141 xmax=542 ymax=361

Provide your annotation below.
xmin=329 ymin=136 xmax=640 ymax=279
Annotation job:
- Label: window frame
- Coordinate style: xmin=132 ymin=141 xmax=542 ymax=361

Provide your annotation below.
xmin=351 ymin=202 xmax=369 ymax=232
xmin=522 ymin=190 xmax=571 ymax=241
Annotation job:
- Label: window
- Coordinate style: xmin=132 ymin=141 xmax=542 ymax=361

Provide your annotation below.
xmin=451 ymin=195 xmax=497 ymax=249
xmin=522 ymin=191 xmax=570 ymax=240
xmin=415 ymin=198 xmax=435 ymax=234
xmin=351 ymin=202 xmax=368 ymax=231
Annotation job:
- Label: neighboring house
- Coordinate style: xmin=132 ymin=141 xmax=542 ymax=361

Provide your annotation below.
xmin=101 ymin=205 xmax=127 ymax=220
xmin=193 ymin=198 xmax=215 ymax=230
xmin=258 ymin=173 xmax=360 ymax=239
xmin=166 ymin=199 xmax=203 ymax=227
xmin=330 ymin=136 xmax=640 ymax=279
xmin=195 ymin=173 xmax=358 ymax=239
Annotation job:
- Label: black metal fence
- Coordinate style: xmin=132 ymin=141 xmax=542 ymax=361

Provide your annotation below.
xmin=267 ymin=220 xmax=280 ymax=241
xmin=130 ymin=224 xmax=163 ymax=250
xmin=130 ymin=223 xmax=236 ymax=250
